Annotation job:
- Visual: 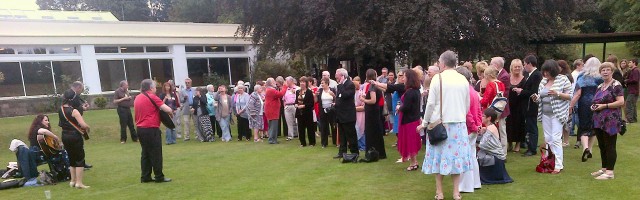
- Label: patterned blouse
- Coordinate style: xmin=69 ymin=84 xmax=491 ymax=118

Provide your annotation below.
xmin=537 ymin=74 xmax=573 ymax=123
xmin=592 ymin=80 xmax=624 ymax=136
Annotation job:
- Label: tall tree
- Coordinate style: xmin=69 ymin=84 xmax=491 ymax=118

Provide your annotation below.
xmin=169 ymin=0 xmax=218 ymax=23
xmin=599 ymin=0 xmax=640 ymax=56
xmin=234 ymin=0 xmax=580 ymax=65
xmin=150 ymin=0 xmax=172 ymax=22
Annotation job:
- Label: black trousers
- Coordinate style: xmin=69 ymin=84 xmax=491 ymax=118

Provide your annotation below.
xmin=118 ymin=107 xmax=138 ymax=142
xmin=338 ymin=121 xmax=358 ymax=154
xmin=237 ymin=117 xmax=251 ymax=140
xmin=524 ymin=116 xmax=539 ymax=153
xmin=209 ymin=116 xmax=221 ymax=138
xmin=595 ymin=128 xmax=618 ymax=170
xmin=298 ymin=118 xmax=316 ymax=146
xmin=137 ymin=127 xmax=164 ymax=181
xmin=319 ymin=111 xmax=337 ymax=147
xmin=280 ymin=108 xmax=288 ymax=137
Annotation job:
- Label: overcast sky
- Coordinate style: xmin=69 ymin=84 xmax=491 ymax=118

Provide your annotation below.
xmin=0 ymin=0 xmax=38 ymax=10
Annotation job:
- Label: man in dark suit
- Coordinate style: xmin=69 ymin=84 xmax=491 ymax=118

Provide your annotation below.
xmin=514 ymin=55 xmax=542 ymax=156
xmin=333 ymin=68 xmax=358 ymax=158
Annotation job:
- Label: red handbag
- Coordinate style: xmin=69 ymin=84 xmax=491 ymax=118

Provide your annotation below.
xmin=535 ymin=144 xmax=555 ymax=173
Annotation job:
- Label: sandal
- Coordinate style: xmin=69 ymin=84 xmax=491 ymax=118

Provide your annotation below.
xmin=581 ymin=148 xmax=590 ymax=162
xmin=406 ymin=165 xmax=420 ymax=171
xmin=453 ymin=194 xmax=462 ymax=200
xmin=595 ymin=173 xmax=614 ymax=180
xmin=434 ymin=193 xmax=444 ymax=200
xmin=591 ymin=169 xmax=605 ymax=177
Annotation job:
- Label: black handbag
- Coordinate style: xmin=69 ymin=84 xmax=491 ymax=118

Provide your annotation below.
xmin=427 ymin=74 xmax=448 ymax=145
xmin=142 ymin=92 xmax=176 ymax=129
xmin=341 ymin=153 xmax=359 ymax=163
xmin=360 ymin=147 xmax=380 ymax=163
xmin=620 ymin=120 xmax=627 ymax=135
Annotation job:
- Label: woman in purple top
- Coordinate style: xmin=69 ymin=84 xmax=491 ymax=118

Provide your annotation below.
xmin=590 ymin=62 xmax=625 ymax=180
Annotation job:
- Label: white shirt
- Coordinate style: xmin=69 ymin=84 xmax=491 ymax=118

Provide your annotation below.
xmin=329 ymin=79 xmax=338 ymax=89
xmin=421 ymin=70 xmax=470 ymax=126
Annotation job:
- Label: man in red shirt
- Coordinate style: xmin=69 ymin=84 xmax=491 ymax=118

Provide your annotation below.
xmin=264 ymin=78 xmax=287 ymax=144
xmin=134 ymin=79 xmax=174 ymax=183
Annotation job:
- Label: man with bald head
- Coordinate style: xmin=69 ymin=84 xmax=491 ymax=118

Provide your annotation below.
xmin=491 ymin=57 xmax=510 ymax=156
xmin=322 ymin=71 xmax=338 ymax=89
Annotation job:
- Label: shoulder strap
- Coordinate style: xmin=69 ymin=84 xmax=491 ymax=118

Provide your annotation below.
xmin=438 ymin=74 xmax=443 ymax=120
xmin=142 ymin=92 xmax=161 ymax=111
xmin=61 ymin=106 xmax=84 ymax=133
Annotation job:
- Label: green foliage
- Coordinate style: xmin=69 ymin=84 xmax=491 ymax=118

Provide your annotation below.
xmin=93 ymin=96 xmax=108 ymax=109
xmin=203 ymin=72 xmax=228 ymax=87
xmin=37 ymin=0 xmax=152 ymax=21
xmin=598 ymin=0 xmax=640 ymax=56
xmin=252 ymin=59 xmax=309 ymax=82
xmin=235 ymin=0 xmax=581 ymax=63
xmin=169 ymin=0 xmax=242 ymax=23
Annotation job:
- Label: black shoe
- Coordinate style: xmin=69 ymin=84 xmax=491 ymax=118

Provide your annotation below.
xmin=582 ymin=148 xmax=590 ymax=162
xmin=84 ymin=164 xmax=93 ymax=168
xmin=141 ymin=178 xmax=154 ymax=183
xmin=522 ymin=151 xmax=535 ymax=157
xmin=333 ymin=153 xmax=344 ymax=159
xmin=155 ymin=178 xmax=172 ymax=183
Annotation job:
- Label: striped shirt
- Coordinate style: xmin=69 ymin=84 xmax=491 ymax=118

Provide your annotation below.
xmin=537 ymin=75 xmax=573 ymax=123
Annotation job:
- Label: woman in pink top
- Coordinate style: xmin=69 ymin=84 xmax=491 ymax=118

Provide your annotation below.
xmin=456 ymin=67 xmax=482 ymax=193
xmin=353 ymin=76 xmax=366 ymax=151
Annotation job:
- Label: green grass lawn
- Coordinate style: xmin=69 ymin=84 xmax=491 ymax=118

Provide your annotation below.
xmin=576 ymin=42 xmax=636 ymax=61
xmin=1 ymin=108 xmax=639 ymax=199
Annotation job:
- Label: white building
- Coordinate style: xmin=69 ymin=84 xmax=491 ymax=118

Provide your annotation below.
xmin=0 ymin=11 xmax=256 ymax=98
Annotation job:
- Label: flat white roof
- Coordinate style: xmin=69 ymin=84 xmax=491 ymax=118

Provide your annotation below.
xmin=0 ymin=20 xmax=252 ymax=45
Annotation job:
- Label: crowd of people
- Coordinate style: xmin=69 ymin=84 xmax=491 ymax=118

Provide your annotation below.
xmin=17 ymin=49 xmax=637 ymax=199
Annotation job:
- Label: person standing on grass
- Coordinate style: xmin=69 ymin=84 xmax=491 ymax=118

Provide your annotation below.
xmin=283 ymin=76 xmax=299 ymax=141
xmin=316 ymin=77 xmax=338 ymax=148
xmin=456 ymin=66 xmax=482 ymax=193
xmin=570 ymin=57 xmax=603 ymax=162
xmin=234 ymin=85 xmax=251 ymax=141
xmin=135 ymin=79 xmax=173 ymax=183
xmin=206 ymin=85 xmax=221 ymax=139
xmin=490 ymin=57 xmax=510 ymax=157
xmin=360 ymin=69 xmax=387 ymax=161
xmin=247 ymin=85 xmax=265 ymax=142
xmin=179 ymin=78 xmax=198 ymax=141
xmin=114 ymin=80 xmax=138 ymax=144
xmin=265 ymin=78 xmax=287 ymax=144
xmin=514 ymin=55 xmax=543 ymax=157
xmin=215 ymin=85 xmax=233 ymax=142
xmin=60 ymin=90 xmax=91 ymax=188
xmin=396 ymin=69 xmax=422 ymax=170
xmin=624 ymin=58 xmax=639 ymax=123
xmin=64 ymin=81 xmax=93 ymax=169
xmin=333 ymin=68 xmax=359 ymax=159
xmin=160 ymin=82 xmax=179 ymax=145
xmin=590 ymin=62 xmax=625 ymax=180
xmin=353 ymin=77 xmax=366 ymax=151
xmin=533 ymin=60 xmax=573 ymax=174
xmin=417 ymin=50 xmax=472 ymax=200
xmin=296 ymin=76 xmax=316 ymax=147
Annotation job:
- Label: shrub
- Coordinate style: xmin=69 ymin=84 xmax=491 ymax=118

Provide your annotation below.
xmin=253 ymin=59 xmax=310 ymax=82
xmin=94 ymin=96 xmax=108 ymax=109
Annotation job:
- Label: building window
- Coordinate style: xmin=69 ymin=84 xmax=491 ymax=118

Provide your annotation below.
xmin=95 ymin=46 xmax=119 ymax=53
xmin=225 ymin=46 xmax=245 ymax=52
xmin=0 ymin=62 xmax=24 ymax=97
xmin=98 ymin=60 xmax=125 ymax=91
xmin=21 ymin=62 xmax=54 ymax=96
xmin=146 ymin=46 xmax=169 ymax=53
xmin=229 ymin=58 xmax=249 ymax=84
xmin=16 ymin=47 xmax=46 ymax=54
xmin=0 ymin=47 xmax=15 ymax=54
xmin=52 ymin=61 xmax=82 ymax=93
xmin=205 ymin=46 xmax=224 ymax=52
xmin=124 ymin=59 xmax=150 ymax=89
xmin=149 ymin=59 xmax=174 ymax=84
xmin=185 ymin=46 xmax=204 ymax=52
xmin=209 ymin=58 xmax=230 ymax=85
xmin=48 ymin=46 xmax=77 ymax=54
xmin=120 ymin=46 xmax=144 ymax=53
xmin=186 ymin=58 xmax=208 ymax=86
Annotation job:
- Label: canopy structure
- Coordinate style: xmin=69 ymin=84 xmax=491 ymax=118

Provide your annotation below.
xmin=530 ymin=31 xmax=640 ymax=59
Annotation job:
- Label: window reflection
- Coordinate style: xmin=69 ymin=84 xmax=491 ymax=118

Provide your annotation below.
xmin=21 ymin=62 xmax=54 ymax=95
xmin=0 ymin=62 xmax=24 ymax=97
xmin=98 ymin=60 xmax=125 ymax=91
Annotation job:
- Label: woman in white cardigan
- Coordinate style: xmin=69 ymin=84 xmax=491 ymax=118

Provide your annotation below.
xmin=417 ymin=51 xmax=472 ymax=200
xmin=533 ymin=60 xmax=573 ymax=174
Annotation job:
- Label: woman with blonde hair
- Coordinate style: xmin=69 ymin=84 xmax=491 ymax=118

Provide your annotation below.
xmin=506 ymin=59 xmax=527 ymax=152
xmin=480 ymin=67 xmax=505 ymax=111
xmin=475 ymin=61 xmax=489 ymax=94
xmin=570 ymin=57 xmax=603 ymax=162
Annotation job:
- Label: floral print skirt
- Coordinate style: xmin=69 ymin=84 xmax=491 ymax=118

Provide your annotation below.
xmin=422 ymin=122 xmax=473 ymax=175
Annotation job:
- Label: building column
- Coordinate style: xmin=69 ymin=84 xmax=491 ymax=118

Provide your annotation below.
xmin=172 ymin=45 xmax=189 ymax=88
xmin=79 ymin=45 xmax=101 ymax=94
